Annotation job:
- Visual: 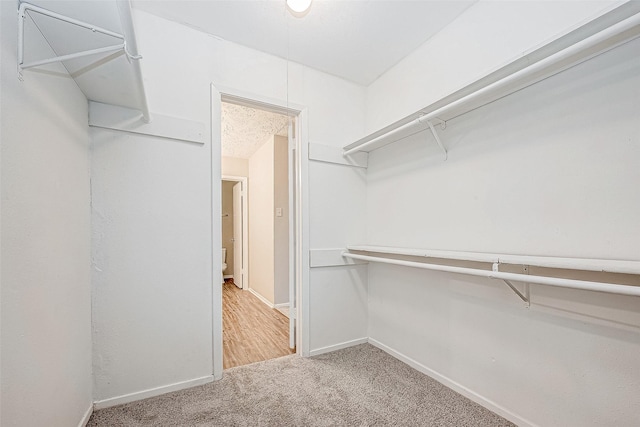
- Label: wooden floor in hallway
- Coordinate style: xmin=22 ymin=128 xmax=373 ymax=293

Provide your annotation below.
xmin=223 ymin=280 xmax=295 ymax=369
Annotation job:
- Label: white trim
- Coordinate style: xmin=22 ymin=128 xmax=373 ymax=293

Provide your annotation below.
xmin=310 ymin=248 xmax=368 ymax=268
xmin=309 ymin=338 xmax=369 ymax=357
xmin=93 ymin=375 xmax=214 ymax=410
xmin=309 ymin=143 xmax=368 ymax=168
xmin=248 ymin=288 xmax=274 ymax=308
xmin=223 ymin=274 xmax=233 ymax=279
xmin=77 ymin=403 xmax=93 ymax=427
xmin=275 ymin=302 xmax=290 ymax=319
xmin=215 ymin=88 xmax=308 ymax=362
xmin=368 ymin=338 xmax=535 ymax=427
xmin=222 ymin=175 xmax=249 ymax=290
xmin=298 ymin=109 xmax=310 ymax=357
xmin=288 ymin=121 xmax=296 ymax=349
xmin=89 ymin=102 xmax=205 ymax=144
xmin=217 ymin=85 xmax=305 ymax=116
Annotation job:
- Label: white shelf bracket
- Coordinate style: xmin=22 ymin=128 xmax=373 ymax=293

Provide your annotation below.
xmin=493 ymin=263 xmax=530 ymax=308
xmin=17 ymin=2 xmax=126 ymax=74
xmin=425 ymin=119 xmax=447 ymax=160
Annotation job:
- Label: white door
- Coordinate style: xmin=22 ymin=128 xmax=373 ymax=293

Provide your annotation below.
xmin=232 ymin=182 xmax=243 ymax=289
xmin=211 ymin=84 xmax=223 ymax=378
xmin=288 ymin=119 xmax=296 ymax=349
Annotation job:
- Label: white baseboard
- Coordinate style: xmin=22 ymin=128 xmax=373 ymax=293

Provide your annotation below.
xmin=309 ymin=337 xmax=369 ymax=357
xmin=274 ymin=303 xmax=290 ymax=318
xmin=93 ymin=375 xmax=214 ymax=410
xmin=368 ymin=338 xmax=534 ymax=427
xmin=77 ymin=402 xmax=93 ymax=427
xmin=223 ymin=274 xmax=233 ymax=279
xmin=248 ymin=288 xmax=274 ymax=308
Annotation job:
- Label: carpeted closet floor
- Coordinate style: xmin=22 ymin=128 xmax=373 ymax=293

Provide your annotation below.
xmin=88 ymin=344 xmax=513 ymax=426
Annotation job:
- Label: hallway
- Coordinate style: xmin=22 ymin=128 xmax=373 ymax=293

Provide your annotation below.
xmin=223 ymin=281 xmax=294 ymax=369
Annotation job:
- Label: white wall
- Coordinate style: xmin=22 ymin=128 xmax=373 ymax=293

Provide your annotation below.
xmin=91 ymin=13 xmax=216 ymax=404
xmin=222 ymin=156 xmax=249 ymax=177
xmin=366 ymin=0 xmax=626 ymax=132
xmin=90 ymin=7 xmax=367 ymax=403
xmin=247 ymin=135 xmax=289 ymax=306
xmin=0 ymin=1 xmax=93 ymax=425
xmin=308 ymin=159 xmax=369 ymax=352
xmin=273 ymin=135 xmax=289 ymax=305
xmin=248 ymin=136 xmax=275 ymax=303
xmin=365 ymin=25 xmax=640 ymax=427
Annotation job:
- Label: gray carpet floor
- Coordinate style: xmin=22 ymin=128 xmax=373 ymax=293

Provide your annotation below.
xmin=88 ymin=344 xmax=514 ymax=426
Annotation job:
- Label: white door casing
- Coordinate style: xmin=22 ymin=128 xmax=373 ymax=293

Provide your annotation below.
xmin=216 ymin=87 xmax=309 ymax=365
xmin=232 ymin=182 xmax=243 ymax=289
xmin=288 ymin=120 xmax=296 ymax=349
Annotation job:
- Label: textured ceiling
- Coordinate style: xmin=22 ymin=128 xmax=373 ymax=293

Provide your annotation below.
xmin=221 ymin=102 xmax=289 ymax=159
xmin=132 ymin=0 xmax=475 ymax=86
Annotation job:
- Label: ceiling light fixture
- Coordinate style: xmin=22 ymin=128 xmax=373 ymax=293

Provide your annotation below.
xmin=286 ymin=0 xmax=312 ymax=16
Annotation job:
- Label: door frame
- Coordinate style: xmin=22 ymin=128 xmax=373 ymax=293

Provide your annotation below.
xmin=221 ymin=175 xmax=248 ymax=290
xmin=212 ymin=85 xmax=310 ymax=382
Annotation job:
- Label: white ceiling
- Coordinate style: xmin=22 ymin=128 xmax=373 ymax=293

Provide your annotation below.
xmin=132 ymin=0 xmax=475 ymax=86
xmin=221 ymin=102 xmax=289 ymax=159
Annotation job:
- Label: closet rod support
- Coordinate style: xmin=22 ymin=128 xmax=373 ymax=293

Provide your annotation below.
xmin=343 ymin=117 xmax=420 ymax=156
xmin=20 ymin=44 xmax=125 ymax=70
xmin=503 ymin=279 xmax=530 ymax=307
xmin=493 ymin=262 xmax=530 ymax=307
xmin=18 ymin=2 xmax=126 ymax=74
xmin=425 ymin=119 xmax=447 ymax=160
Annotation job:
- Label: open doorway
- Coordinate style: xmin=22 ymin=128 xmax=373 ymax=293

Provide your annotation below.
xmin=219 ymin=99 xmax=296 ymax=369
xmin=221 ymin=176 xmax=247 ymax=289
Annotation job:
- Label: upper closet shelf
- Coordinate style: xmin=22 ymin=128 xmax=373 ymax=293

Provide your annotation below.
xmin=343 ymin=3 xmax=640 ymax=158
xmin=18 ymin=1 xmax=150 ymax=122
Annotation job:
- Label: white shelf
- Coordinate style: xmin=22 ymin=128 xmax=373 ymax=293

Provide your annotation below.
xmin=347 ymin=245 xmax=640 ymax=276
xmin=18 ymin=1 xmax=150 ymax=122
xmin=343 ymin=249 xmax=640 ymax=300
xmin=343 ymin=3 xmax=640 ymax=157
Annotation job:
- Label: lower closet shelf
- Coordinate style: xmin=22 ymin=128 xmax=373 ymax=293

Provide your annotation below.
xmin=342 ymin=246 xmax=640 ymax=300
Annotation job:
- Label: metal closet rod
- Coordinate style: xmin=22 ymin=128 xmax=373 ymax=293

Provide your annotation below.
xmin=343 ymin=10 xmax=640 ymax=157
xmin=342 ymin=252 xmax=640 ymax=298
